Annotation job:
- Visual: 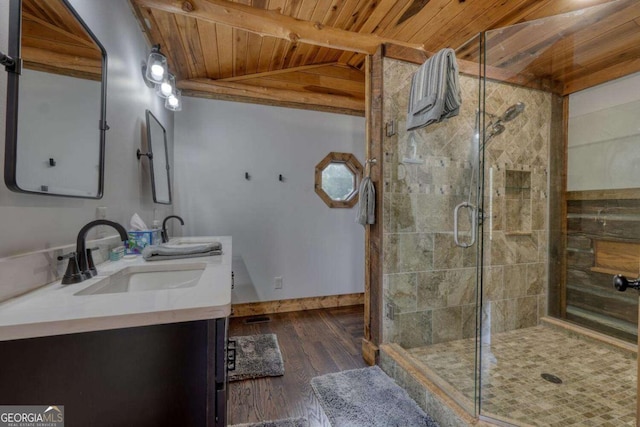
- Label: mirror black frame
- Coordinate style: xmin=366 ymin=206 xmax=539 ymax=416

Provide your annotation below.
xmin=4 ymin=0 xmax=108 ymax=199
xmin=145 ymin=110 xmax=171 ymax=205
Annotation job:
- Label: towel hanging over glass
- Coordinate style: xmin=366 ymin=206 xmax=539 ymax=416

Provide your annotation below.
xmin=406 ymin=48 xmax=462 ymax=131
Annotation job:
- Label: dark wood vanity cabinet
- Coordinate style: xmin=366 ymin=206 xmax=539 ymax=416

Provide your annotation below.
xmin=0 ymin=318 xmax=229 ymax=427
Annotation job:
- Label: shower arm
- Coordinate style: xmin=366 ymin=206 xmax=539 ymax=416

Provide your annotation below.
xmin=613 ymin=274 xmax=640 ymax=292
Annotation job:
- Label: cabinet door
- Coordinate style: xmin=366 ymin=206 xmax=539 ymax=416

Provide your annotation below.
xmin=0 ymin=321 xmax=210 ymax=427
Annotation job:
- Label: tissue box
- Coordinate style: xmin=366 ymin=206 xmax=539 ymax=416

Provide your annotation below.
xmin=126 ymin=229 xmax=162 ymax=254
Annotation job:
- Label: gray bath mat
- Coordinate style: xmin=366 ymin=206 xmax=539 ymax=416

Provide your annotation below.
xmin=228 ymin=333 xmax=285 ymax=381
xmin=229 ymin=417 xmax=308 ymax=427
xmin=311 ymin=366 xmax=439 ymax=427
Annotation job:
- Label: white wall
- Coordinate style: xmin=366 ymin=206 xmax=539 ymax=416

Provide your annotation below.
xmin=0 ymin=0 xmax=173 ymax=258
xmin=569 ymin=71 xmax=640 ymax=116
xmin=174 ymin=98 xmax=365 ymax=303
xmin=567 ymin=71 xmax=640 ymax=191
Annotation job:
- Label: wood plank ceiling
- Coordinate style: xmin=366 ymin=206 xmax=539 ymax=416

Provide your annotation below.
xmin=128 ymin=0 xmax=640 ymax=115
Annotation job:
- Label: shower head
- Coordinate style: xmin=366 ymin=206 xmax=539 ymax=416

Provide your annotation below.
xmin=487 ymin=122 xmax=505 ymax=139
xmin=499 ymin=102 xmax=525 ymax=122
xmin=481 ymin=102 xmax=524 ymax=143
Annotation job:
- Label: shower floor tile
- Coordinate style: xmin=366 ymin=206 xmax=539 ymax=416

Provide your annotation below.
xmin=408 ymin=325 xmax=637 ymax=426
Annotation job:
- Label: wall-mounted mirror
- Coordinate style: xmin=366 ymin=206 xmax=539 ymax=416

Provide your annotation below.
xmin=145 ymin=110 xmax=171 ymax=204
xmin=4 ymin=0 xmax=107 ymax=198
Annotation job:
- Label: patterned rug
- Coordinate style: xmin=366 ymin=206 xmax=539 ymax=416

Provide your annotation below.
xmin=228 ymin=333 xmax=285 ymax=381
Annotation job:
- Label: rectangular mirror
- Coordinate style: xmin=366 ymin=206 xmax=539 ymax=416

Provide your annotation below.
xmin=145 ymin=110 xmax=171 ymax=204
xmin=4 ymin=0 xmax=107 ymax=198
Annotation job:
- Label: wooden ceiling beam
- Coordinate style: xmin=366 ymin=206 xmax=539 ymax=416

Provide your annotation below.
xmin=239 ymin=76 xmax=364 ymax=99
xmin=219 ymin=62 xmax=338 ymax=82
xmin=177 ymin=77 xmax=365 ymax=115
xmin=134 ymin=0 xmax=426 ymax=54
xmin=301 ymin=64 xmax=365 ymax=81
xmin=256 ymin=71 xmax=364 ymax=94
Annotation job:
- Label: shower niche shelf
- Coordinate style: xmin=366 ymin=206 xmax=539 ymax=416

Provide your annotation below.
xmin=505 ymin=170 xmax=531 ymax=235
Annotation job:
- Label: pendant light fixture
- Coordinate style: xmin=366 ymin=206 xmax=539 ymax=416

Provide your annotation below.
xmin=165 ymin=89 xmax=182 ymax=111
xmin=143 ymin=44 xmax=182 ymax=111
xmin=144 ymin=44 xmax=167 ymax=85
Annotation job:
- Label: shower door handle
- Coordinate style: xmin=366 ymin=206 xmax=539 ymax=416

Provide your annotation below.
xmin=454 ymin=202 xmax=477 ymax=248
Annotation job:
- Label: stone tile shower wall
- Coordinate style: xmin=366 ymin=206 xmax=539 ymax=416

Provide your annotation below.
xmin=381 ymin=58 xmax=552 ymax=348
xmin=481 ymin=80 xmax=551 ymax=336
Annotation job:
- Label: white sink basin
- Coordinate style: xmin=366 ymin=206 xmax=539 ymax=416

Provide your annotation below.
xmin=74 ymin=263 xmax=206 ymax=296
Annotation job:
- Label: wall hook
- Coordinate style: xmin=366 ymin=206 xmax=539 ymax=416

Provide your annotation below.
xmin=136 ymin=148 xmax=153 ymax=160
xmin=279 ymin=174 xmax=284 ymax=182
xmin=245 ymin=172 xmax=251 ymax=180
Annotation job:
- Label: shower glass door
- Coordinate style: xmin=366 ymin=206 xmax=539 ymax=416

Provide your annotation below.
xmin=477 ymin=15 xmax=558 ymax=424
xmin=478 ymin=2 xmax=640 ymax=424
xmin=381 ymin=33 xmax=484 ymax=417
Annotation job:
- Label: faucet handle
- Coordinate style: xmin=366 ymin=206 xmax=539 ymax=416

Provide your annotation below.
xmin=86 ymin=247 xmax=100 ymax=278
xmin=57 ymin=252 xmax=76 ymax=261
xmin=58 ymin=252 xmax=84 ymax=285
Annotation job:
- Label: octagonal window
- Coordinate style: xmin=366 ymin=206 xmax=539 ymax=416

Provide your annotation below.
xmin=322 ymin=163 xmax=356 ymax=201
xmin=315 ymin=152 xmax=363 ymax=208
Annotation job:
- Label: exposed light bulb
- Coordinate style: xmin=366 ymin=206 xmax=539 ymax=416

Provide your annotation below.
xmin=150 ymin=64 xmax=165 ymax=80
xmin=160 ymin=82 xmax=172 ymax=97
xmin=165 ymin=89 xmax=182 ymax=111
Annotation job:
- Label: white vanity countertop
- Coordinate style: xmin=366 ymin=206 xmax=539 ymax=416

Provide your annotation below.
xmin=0 ymin=236 xmax=232 ymax=342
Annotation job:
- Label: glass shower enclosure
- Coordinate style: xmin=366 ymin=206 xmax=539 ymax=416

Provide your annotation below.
xmin=380 ymin=0 xmax=639 ymax=425
xmin=380 ymin=33 xmax=484 ymax=416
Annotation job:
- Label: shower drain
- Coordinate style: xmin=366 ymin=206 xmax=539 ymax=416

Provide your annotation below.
xmin=541 ymin=373 xmax=563 ymax=384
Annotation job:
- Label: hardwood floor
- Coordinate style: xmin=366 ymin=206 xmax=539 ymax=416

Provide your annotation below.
xmin=227 ymin=305 xmax=367 ymax=426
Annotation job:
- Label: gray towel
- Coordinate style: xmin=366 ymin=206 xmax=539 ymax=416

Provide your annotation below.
xmin=356 ymin=176 xmax=375 ymax=226
xmin=406 ymin=48 xmax=461 ymax=131
xmin=142 ymin=242 xmax=222 ymax=261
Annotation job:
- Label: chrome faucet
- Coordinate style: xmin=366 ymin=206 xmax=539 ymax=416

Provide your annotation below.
xmin=161 ymin=215 xmax=184 ymax=243
xmin=60 ymin=219 xmax=128 ymax=285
